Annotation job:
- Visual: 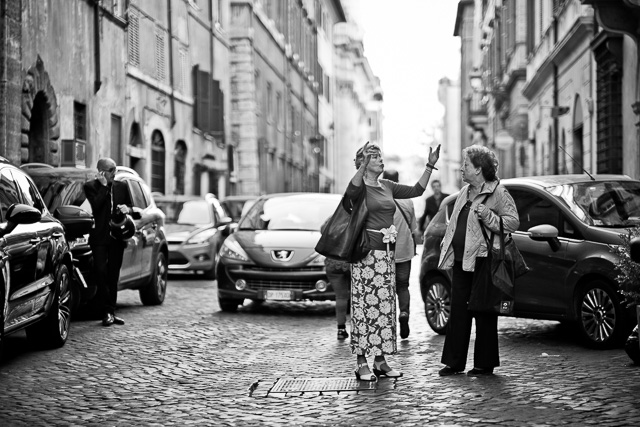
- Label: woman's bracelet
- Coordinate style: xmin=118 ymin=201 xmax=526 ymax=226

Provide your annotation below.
xmin=426 ymin=163 xmax=438 ymax=171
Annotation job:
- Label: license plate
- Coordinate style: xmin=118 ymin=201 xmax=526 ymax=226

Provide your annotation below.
xmin=265 ymin=290 xmax=292 ymax=300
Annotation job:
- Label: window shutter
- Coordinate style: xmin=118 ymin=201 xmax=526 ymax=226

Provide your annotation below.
xmin=128 ymin=11 xmax=140 ymax=67
xmin=193 ymin=66 xmax=212 ymax=132
xmin=155 ymin=29 xmax=166 ymax=82
xmin=212 ymin=79 xmax=224 ymax=136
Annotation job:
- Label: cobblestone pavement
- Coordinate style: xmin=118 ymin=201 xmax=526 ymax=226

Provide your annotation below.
xmin=1 ymin=250 xmax=640 ymax=426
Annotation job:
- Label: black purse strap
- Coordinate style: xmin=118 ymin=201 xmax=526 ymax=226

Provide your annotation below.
xmin=393 ymin=200 xmax=412 ymax=229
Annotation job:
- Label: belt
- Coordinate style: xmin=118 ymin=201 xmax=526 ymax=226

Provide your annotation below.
xmin=367 ymin=225 xmax=398 ymax=253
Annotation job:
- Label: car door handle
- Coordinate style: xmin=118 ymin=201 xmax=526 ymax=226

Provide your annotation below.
xmin=52 ymin=232 xmax=64 ymax=238
xmin=29 ymin=238 xmax=41 ymax=244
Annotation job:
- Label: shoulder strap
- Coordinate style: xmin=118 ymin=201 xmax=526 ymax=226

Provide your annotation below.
xmin=393 ymin=200 xmax=412 ymax=229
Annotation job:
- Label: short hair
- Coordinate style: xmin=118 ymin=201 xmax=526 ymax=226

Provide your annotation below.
xmin=97 ymin=158 xmax=116 ymax=171
xmin=430 ymin=179 xmax=441 ymax=187
xmin=463 ymin=145 xmax=499 ymax=181
xmin=354 ymin=143 xmax=381 ymax=169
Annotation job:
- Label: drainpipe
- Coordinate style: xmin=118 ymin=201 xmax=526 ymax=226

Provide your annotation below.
xmin=167 ymin=0 xmax=175 ymax=127
xmin=94 ymin=0 xmax=102 ymax=93
xmin=552 ymin=17 xmax=559 ymax=174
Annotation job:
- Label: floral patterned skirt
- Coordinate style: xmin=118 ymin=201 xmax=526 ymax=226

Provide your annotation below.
xmin=350 ymin=249 xmax=397 ymax=356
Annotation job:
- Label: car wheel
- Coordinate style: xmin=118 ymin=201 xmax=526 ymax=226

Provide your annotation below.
xmin=575 ymin=280 xmax=629 ymax=349
xmin=139 ymin=252 xmax=168 ymax=306
xmin=424 ymin=275 xmax=451 ymax=335
xmin=218 ymin=296 xmax=242 ymax=312
xmin=26 ymin=264 xmax=72 ymax=349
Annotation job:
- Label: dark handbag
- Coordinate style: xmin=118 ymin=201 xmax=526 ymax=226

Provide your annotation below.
xmin=109 ymin=213 xmax=136 ymax=241
xmin=315 ymin=185 xmax=370 ymax=263
xmin=469 ymin=218 xmax=519 ymax=315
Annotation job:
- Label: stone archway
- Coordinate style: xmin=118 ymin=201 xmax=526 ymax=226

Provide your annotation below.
xmin=21 ymin=55 xmax=60 ymax=165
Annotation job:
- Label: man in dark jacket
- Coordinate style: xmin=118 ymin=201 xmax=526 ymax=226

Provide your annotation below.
xmin=418 ymin=179 xmax=449 ymax=234
xmin=84 ymin=158 xmax=133 ymax=326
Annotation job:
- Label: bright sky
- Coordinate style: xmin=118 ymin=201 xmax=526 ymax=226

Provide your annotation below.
xmin=348 ymin=0 xmax=461 ymax=159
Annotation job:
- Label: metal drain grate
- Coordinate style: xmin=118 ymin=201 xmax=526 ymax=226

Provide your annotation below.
xmin=269 ymin=377 xmax=377 ymax=393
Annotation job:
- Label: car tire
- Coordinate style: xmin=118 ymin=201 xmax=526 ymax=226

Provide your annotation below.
xmin=575 ymin=279 xmax=630 ymax=349
xmin=26 ymin=265 xmax=72 ymax=349
xmin=139 ymin=252 xmax=167 ymax=306
xmin=218 ymin=296 xmax=242 ymax=312
xmin=424 ymin=275 xmax=451 ymax=335
xmin=202 ymin=252 xmax=218 ymax=280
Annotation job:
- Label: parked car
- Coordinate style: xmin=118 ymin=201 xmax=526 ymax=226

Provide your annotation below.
xmin=155 ymin=193 xmax=232 ymax=279
xmin=216 ymin=192 xmax=341 ymax=312
xmin=25 ymin=166 xmax=169 ymax=309
xmin=420 ymin=174 xmax=640 ymax=349
xmin=221 ymin=195 xmax=257 ymax=222
xmin=0 ymin=158 xmax=93 ymax=359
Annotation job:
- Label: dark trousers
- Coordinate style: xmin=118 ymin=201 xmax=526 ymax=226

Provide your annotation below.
xmin=395 ymin=261 xmax=411 ymax=315
xmin=441 ymin=261 xmax=500 ymax=370
xmin=326 ymin=269 xmax=350 ymax=326
xmin=91 ymin=239 xmax=125 ymax=316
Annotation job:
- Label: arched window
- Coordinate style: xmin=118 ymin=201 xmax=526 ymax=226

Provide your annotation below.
xmin=151 ymin=130 xmax=166 ymax=194
xmin=174 ymin=140 xmax=187 ymax=195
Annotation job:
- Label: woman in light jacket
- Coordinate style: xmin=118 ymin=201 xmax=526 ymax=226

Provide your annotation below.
xmin=437 ymin=144 xmax=519 ymax=377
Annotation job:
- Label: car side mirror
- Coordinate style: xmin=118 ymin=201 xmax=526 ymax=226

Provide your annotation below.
xmin=217 ymin=216 xmax=233 ymax=227
xmin=131 ymin=207 xmax=142 ymax=220
xmin=0 ymin=203 xmax=41 ymax=237
xmin=528 ymin=224 xmax=561 ymax=252
xmin=630 ymin=237 xmax=640 ymax=263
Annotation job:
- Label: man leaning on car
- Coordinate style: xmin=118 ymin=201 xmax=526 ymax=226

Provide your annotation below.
xmin=84 ymin=158 xmax=133 ymax=327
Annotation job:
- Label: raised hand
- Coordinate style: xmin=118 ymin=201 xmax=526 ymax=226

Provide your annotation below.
xmin=96 ymin=171 xmax=108 ymax=186
xmin=361 ymin=141 xmax=372 ymax=169
xmin=428 ymin=144 xmax=441 ymax=166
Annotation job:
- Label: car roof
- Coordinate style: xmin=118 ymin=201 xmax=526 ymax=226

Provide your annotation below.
xmin=255 ymin=192 xmax=342 ymax=201
xmin=501 ymin=174 xmax=635 ymax=188
xmin=155 ymin=194 xmax=218 ymax=203
xmin=25 ymin=166 xmax=143 ymax=182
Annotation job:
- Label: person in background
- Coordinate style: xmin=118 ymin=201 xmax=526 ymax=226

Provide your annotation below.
xmin=419 ymin=180 xmax=449 ymax=234
xmin=383 ymin=170 xmax=419 ymax=339
xmin=437 ymin=145 xmax=519 ymax=376
xmin=321 ymin=218 xmax=351 ymax=340
xmin=84 ymin=158 xmax=133 ymax=327
xmin=345 ymin=141 xmax=440 ymax=381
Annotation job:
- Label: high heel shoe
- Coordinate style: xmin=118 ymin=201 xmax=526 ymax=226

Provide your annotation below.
xmin=372 ymin=361 xmax=403 ymax=378
xmin=354 ymin=363 xmax=377 ymax=381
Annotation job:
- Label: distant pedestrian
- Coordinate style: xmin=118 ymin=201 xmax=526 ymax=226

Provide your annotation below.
xmin=437 ymin=145 xmax=519 ymax=376
xmin=345 ymin=141 xmax=440 ymax=381
xmin=321 ymin=218 xmax=351 ymax=340
xmin=383 ymin=170 xmax=419 ymax=339
xmin=419 ymin=180 xmax=449 ymax=234
xmin=84 ymin=158 xmax=133 ymax=327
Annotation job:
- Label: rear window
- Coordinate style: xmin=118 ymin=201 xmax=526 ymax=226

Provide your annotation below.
xmin=157 ymin=199 xmax=212 ymax=225
xmin=30 ymin=173 xmax=89 ymax=213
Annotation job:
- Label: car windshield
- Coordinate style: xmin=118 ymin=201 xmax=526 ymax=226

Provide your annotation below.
xmin=547 ymin=180 xmax=640 ymax=227
xmin=157 ymin=200 xmax=212 ymax=225
xmin=238 ymin=195 xmax=340 ymax=231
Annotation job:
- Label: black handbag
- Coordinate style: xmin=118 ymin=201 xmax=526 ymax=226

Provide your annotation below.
xmin=468 ymin=218 xmax=523 ymax=315
xmin=315 ymin=185 xmax=370 ymax=263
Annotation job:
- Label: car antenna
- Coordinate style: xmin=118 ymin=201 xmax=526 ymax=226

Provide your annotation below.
xmin=558 ymin=145 xmax=595 ymax=181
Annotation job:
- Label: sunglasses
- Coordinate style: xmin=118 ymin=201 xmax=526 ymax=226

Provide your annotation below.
xmin=101 ymin=167 xmax=116 ymax=173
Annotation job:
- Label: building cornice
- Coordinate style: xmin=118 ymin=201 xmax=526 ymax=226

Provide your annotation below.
xmin=522 ymin=16 xmax=593 ymax=100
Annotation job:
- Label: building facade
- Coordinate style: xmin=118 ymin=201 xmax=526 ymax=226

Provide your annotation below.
xmin=437 ymin=77 xmax=462 ymax=193
xmin=0 ymin=0 xmax=230 ymax=197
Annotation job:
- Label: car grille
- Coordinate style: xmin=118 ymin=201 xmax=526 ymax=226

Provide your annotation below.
xmin=245 ymin=280 xmax=315 ymax=291
xmin=169 ymin=253 xmax=188 ymax=264
xmin=243 ymin=266 xmax=323 ymax=273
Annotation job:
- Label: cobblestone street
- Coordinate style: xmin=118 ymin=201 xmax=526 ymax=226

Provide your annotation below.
xmin=1 ymin=252 xmax=640 ymax=426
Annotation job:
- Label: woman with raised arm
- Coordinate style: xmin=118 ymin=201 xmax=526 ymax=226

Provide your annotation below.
xmin=346 ymin=141 xmax=440 ymax=381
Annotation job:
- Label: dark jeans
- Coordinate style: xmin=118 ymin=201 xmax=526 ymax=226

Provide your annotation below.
xmin=441 ymin=262 xmax=500 ymax=371
xmin=91 ymin=239 xmax=125 ymax=316
xmin=326 ymin=268 xmax=350 ymax=326
xmin=395 ymin=260 xmax=411 ymax=315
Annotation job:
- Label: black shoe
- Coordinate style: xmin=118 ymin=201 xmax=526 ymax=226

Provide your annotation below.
xmin=112 ymin=315 xmax=125 ymax=325
xmin=337 ymin=328 xmax=349 ymax=340
xmin=438 ymin=366 xmax=462 ymax=376
xmin=102 ymin=313 xmax=114 ymax=327
xmin=467 ymin=367 xmax=494 ymax=376
xmin=399 ymin=313 xmax=410 ymax=339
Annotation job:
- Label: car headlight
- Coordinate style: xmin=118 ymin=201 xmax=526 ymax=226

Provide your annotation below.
xmin=308 ymin=253 xmax=325 ymax=266
xmin=219 ymin=238 xmax=250 ymax=262
xmin=186 ymin=228 xmax=217 ymax=245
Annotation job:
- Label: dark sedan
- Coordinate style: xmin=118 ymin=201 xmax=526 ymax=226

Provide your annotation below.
xmin=216 ymin=192 xmax=341 ymax=312
xmin=420 ymin=174 xmax=640 ymax=349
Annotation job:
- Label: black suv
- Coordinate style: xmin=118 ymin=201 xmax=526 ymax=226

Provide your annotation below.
xmin=25 ymin=166 xmax=169 ymax=309
xmin=0 ymin=158 xmax=92 ymax=359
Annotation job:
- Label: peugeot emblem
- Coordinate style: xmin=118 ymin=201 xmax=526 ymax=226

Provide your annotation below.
xmin=271 ymin=250 xmax=294 ymax=262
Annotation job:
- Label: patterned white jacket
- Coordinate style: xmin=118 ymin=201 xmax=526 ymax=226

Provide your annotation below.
xmin=438 ymin=179 xmax=519 ymax=272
